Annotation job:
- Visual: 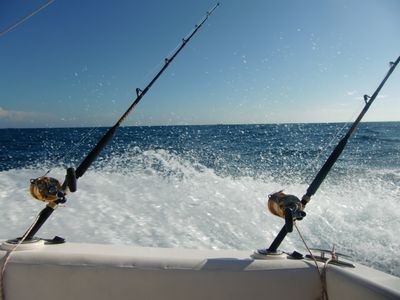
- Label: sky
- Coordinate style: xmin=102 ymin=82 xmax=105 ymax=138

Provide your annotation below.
xmin=1 ymin=0 xmax=400 ymax=128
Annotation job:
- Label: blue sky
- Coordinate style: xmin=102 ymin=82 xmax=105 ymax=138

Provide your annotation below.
xmin=1 ymin=0 xmax=399 ymax=128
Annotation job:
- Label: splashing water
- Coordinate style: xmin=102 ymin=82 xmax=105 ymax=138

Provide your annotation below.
xmin=0 ymin=123 xmax=399 ymax=276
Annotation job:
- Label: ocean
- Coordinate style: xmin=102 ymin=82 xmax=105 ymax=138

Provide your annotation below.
xmin=0 ymin=122 xmax=399 ymax=277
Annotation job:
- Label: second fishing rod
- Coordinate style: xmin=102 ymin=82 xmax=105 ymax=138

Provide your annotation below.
xmin=259 ymin=56 xmax=400 ymax=255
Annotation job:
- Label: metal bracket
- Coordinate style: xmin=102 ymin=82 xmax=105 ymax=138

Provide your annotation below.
xmin=306 ymin=248 xmax=355 ymax=268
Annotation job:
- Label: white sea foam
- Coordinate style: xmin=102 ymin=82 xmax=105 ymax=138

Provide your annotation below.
xmin=0 ymin=149 xmax=399 ymax=276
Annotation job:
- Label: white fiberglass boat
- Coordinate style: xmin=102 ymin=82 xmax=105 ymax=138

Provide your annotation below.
xmin=1 ymin=241 xmax=400 ymax=300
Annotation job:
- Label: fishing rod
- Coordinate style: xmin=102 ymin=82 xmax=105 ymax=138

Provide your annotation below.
xmin=12 ymin=3 xmax=220 ymax=244
xmin=259 ymin=56 xmax=400 ymax=255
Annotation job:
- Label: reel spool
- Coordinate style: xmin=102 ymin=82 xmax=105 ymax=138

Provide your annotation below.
xmin=29 ymin=167 xmax=77 ymax=204
xmin=30 ymin=177 xmax=63 ymax=203
xmin=268 ymin=191 xmax=306 ymax=232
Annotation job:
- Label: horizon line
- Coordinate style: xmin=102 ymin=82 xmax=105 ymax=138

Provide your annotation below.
xmin=1 ymin=120 xmax=399 ymax=130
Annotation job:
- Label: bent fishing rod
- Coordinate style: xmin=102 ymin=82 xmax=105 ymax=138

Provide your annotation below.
xmin=261 ymin=56 xmax=400 ymax=255
xmin=14 ymin=3 xmax=220 ymax=243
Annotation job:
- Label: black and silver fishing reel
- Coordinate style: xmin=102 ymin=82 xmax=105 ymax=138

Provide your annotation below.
xmin=29 ymin=167 xmax=77 ymax=205
xmin=267 ymin=190 xmax=306 ymax=232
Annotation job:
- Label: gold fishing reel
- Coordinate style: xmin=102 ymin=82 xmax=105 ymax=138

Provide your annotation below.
xmin=30 ymin=176 xmax=63 ymax=203
xmin=29 ymin=168 xmax=77 ymax=205
xmin=268 ymin=190 xmax=306 ymax=232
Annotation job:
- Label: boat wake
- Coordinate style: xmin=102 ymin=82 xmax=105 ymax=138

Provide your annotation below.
xmin=0 ymin=148 xmax=399 ymax=276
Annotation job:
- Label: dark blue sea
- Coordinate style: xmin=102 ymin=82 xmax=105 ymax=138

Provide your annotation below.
xmin=1 ymin=122 xmax=399 ymax=276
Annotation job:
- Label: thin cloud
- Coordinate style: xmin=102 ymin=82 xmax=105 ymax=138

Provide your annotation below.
xmin=0 ymin=107 xmax=50 ymax=122
xmin=347 ymin=90 xmax=357 ymax=96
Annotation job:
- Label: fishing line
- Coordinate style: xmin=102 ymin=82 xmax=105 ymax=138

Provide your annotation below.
xmin=274 ymin=108 xmax=362 ymax=196
xmin=285 ymin=101 xmax=367 ymax=190
xmin=0 ymin=0 xmax=54 ymax=37
xmin=0 ymin=212 xmax=42 ymax=300
xmin=303 ymin=119 xmax=352 ymax=185
xmin=294 ymin=223 xmax=329 ymax=300
xmin=278 ymin=115 xmax=355 ymax=193
xmin=144 ymin=45 xmax=182 ymax=81
xmin=141 ymin=12 xmax=212 ymax=93
xmin=41 ymin=126 xmax=105 ymax=177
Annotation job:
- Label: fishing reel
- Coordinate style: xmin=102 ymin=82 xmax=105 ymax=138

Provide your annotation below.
xmin=30 ymin=168 xmax=77 ymax=205
xmin=268 ymin=191 xmax=306 ymax=232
